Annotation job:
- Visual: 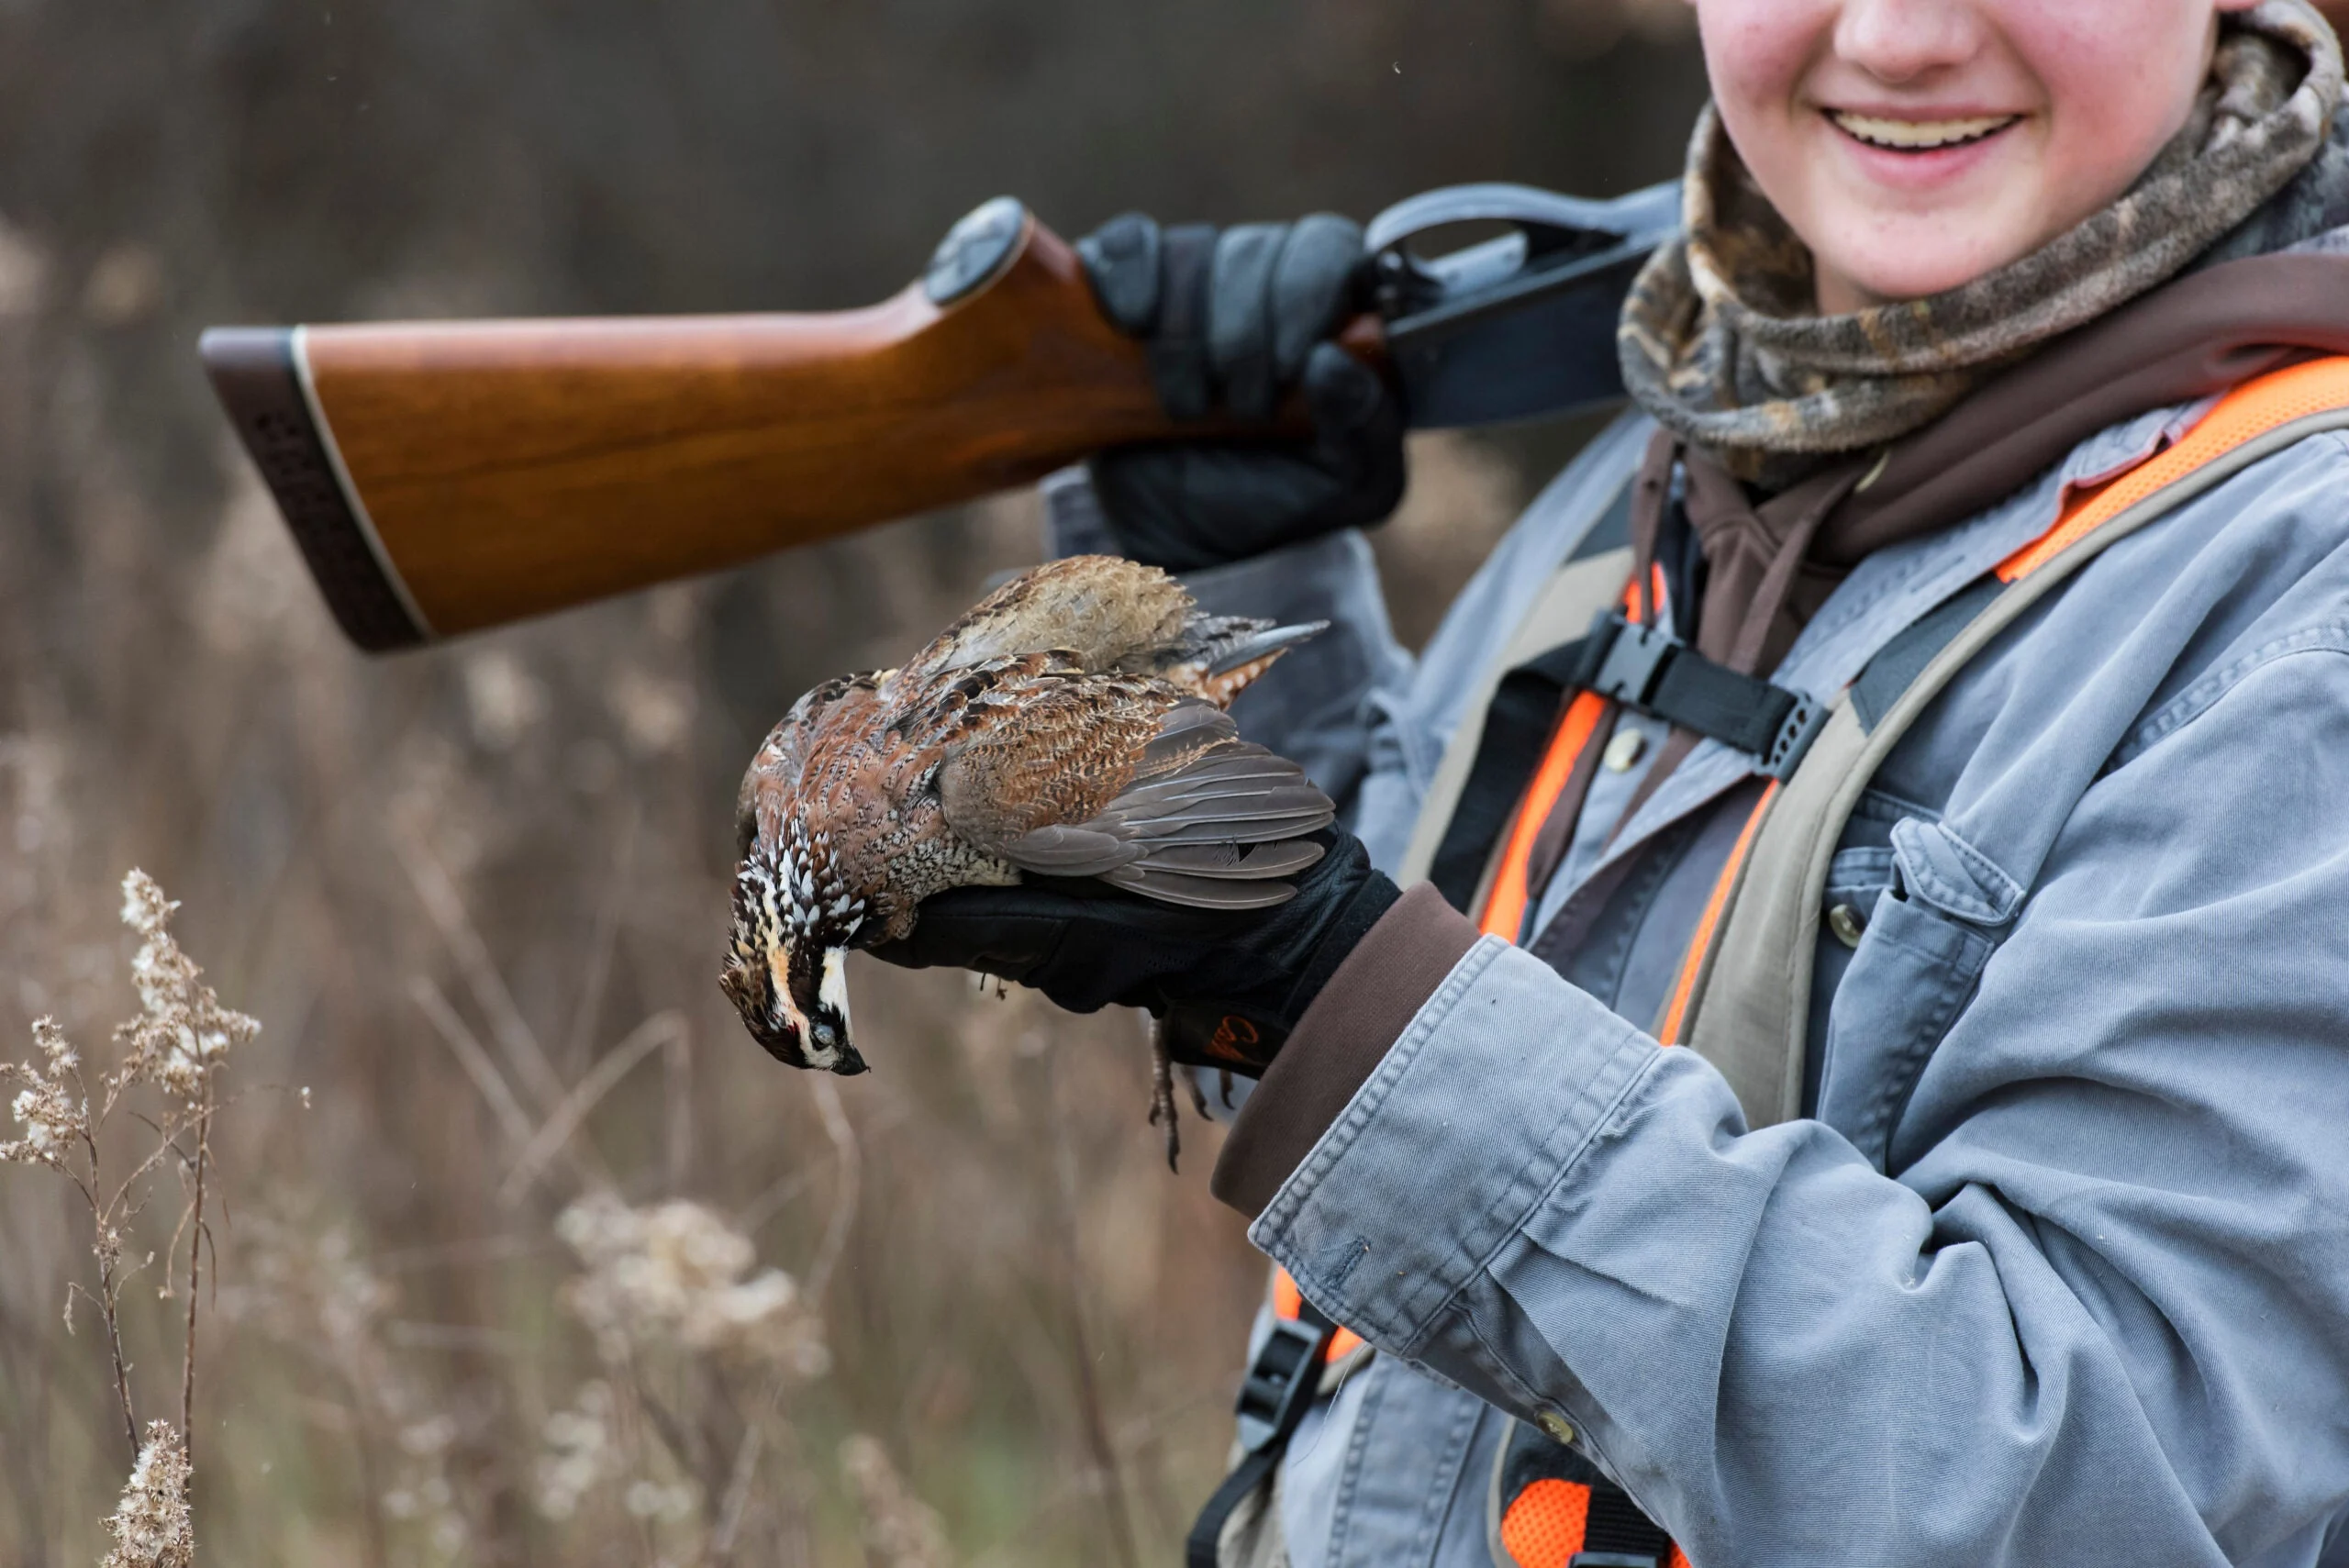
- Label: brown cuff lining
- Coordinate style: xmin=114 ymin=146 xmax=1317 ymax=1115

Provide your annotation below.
xmin=1210 ymin=883 xmax=1483 ymax=1218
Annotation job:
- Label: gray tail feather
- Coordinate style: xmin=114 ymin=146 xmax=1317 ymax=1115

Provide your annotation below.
xmin=1127 ymin=840 xmax=1326 ymax=878
xmin=1130 ymin=806 xmax=1335 ymax=842
xmin=1199 ymin=621 xmax=1329 ymax=678
xmin=1097 ymin=864 xmax=1303 ymax=908
xmin=998 ymin=822 xmax=1141 ymax=873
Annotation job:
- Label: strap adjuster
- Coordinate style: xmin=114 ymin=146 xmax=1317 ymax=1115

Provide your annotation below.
xmin=1232 ymin=1317 xmax=1332 ymax=1453
xmin=1763 ymin=693 xmax=1828 ymax=780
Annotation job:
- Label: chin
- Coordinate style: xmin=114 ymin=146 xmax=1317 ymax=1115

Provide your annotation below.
xmin=1810 ymin=217 xmax=2042 ymax=312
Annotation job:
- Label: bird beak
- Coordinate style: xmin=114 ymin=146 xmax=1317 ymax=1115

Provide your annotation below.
xmin=832 ymin=1048 xmax=871 ymax=1077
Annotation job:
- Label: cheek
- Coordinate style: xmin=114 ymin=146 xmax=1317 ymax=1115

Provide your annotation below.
xmin=1697 ymin=0 xmax=1832 ymax=139
xmin=1693 ymin=0 xmax=1843 ymax=254
xmin=2003 ymin=3 xmax=2214 ymax=222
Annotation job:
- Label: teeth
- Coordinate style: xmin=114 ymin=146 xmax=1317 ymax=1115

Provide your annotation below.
xmin=1831 ymin=111 xmax=2017 ymax=150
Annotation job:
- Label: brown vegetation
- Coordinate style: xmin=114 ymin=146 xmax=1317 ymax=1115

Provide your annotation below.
xmin=0 ymin=2 xmax=1700 ymax=1559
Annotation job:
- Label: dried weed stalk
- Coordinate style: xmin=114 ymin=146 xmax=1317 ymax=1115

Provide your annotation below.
xmin=406 ymin=853 xmax=851 ymax=1561
xmin=540 ymin=1192 xmax=833 ymax=1557
xmin=0 ymin=870 xmax=256 ymax=1562
xmin=840 ymin=1434 xmax=955 ymax=1568
xmin=229 ymin=1212 xmax=470 ymax=1565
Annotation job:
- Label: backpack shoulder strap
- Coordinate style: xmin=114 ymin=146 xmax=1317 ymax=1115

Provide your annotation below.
xmin=1675 ymin=356 xmax=2349 ymax=1126
xmin=1396 ymin=542 xmax=1635 ymax=887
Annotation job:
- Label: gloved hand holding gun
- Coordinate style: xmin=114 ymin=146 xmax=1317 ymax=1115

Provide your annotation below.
xmin=1075 ymin=212 xmax=1408 ymax=569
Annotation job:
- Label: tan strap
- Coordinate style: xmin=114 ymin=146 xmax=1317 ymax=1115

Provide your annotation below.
xmin=1397 ymin=546 xmax=1633 ymax=887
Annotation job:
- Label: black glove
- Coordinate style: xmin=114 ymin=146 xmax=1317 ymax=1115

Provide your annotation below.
xmin=1077 ymin=213 xmax=1407 ymax=572
xmin=864 ymin=830 xmax=1397 ymax=1073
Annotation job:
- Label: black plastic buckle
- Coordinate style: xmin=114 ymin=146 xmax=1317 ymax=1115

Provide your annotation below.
xmin=1762 ymin=693 xmax=1829 ymax=780
xmin=1578 ymin=611 xmax=1677 ymax=708
xmin=1232 ymin=1317 xmax=1331 ymax=1453
xmin=1568 ymin=1555 xmax=1662 ymax=1568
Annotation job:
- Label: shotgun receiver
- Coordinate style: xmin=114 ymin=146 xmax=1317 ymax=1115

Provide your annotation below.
xmin=202 ymin=182 xmax=1677 ymax=651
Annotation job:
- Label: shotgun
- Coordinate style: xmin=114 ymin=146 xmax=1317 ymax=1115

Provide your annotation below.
xmin=202 ymin=182 xmax=1677 ymax=652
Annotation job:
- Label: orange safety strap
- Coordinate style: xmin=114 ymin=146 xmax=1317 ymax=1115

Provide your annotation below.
xmin=1269 ymin=576 xmax=1664 ymax=1367
xmin=1654 ymin=781 xmax=1780 ymax=1046
xmin=1474 ymin=567 xmax=1662 ymax=943
xmin=1999 ymin=355 xmax=2349 ymax=583
xmin=1476 ymin=691 xmax=1611 ymax=941
xmin=1272 ymin=1267 xmax=1364 ymax=1362
xmin=1498 ymin=1479 xmax=1696 ymax=1568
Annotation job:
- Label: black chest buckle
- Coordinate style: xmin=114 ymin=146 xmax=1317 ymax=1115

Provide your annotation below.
xmin=1564 ymin=610 xmax=1828 ymax=780
xmin=1232 ymin=1315 xmax=1331 ymax=1453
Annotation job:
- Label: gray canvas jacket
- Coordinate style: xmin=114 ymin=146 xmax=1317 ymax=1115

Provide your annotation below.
xmin=1104 ymin=368 xmax=2349 ymax=1565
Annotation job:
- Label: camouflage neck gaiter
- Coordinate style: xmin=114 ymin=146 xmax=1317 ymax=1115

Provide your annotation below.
xmin=1617 ymin=0 xmax=2344 ymax=484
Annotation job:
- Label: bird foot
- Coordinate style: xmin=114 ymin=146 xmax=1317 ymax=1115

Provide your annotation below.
xmin=1146 ymin=1015 xmax=1181 ymax=1173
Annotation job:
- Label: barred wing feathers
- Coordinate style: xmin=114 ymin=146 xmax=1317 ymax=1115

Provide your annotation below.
xmin=933 ymin=679 xmax=1332 ymax=910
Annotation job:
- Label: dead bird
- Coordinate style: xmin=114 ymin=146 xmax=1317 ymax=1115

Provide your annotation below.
xmin=722 ymin=555 xmax=1332 ymax=1157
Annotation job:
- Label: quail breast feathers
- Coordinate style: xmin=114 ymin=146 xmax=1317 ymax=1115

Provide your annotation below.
xmin=723 ymin=555 xmax=1333 ymax=1076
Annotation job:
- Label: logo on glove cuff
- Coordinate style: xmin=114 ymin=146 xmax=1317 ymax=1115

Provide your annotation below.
xmin=1205 ymin=1015 xmax=1263 ymax=1063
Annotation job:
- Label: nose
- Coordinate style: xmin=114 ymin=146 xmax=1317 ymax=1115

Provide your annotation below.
xmin=1834 ymin=0 xmax=1986 ymax=84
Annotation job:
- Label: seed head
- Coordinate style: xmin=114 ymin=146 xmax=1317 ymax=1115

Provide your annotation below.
xmin=554 ymin=1194 xmax=830 ymax=1376
xmin=0 ymin=1016 xmax=87 ymax=1169
xmin=840 ymin=1435 xmax=953 ymax=1568
xmin=101 ymin=1421 xmax=194 ymax=1568
xmin=111 ymin=870 xmax=257 ymax=1106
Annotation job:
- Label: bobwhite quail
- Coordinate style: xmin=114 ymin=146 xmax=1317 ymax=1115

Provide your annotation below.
xmin=722 ymin=555 xmax=1334 ymax=1147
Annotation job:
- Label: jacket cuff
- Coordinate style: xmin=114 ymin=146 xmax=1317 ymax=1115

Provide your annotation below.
xmin=1211 ymin=883 xmax=1481 ymax=1217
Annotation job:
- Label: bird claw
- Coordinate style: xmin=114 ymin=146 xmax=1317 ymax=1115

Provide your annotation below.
xmin=1147 ymin=1016 xmax=1181 ymax=1173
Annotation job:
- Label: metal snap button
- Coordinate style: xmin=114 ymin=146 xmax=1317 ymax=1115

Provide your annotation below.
xmin=1602 ymin=728 xmax=1647 ymax=773
xmin=1828 ymin=902 xmax=1868 ymax=949
xmin=1537 ymin=1410 xmax=1578 ymax=1446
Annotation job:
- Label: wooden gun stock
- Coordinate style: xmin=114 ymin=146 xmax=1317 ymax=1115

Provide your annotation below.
xmin=203 ymin=198 xmax=1386 ymax=651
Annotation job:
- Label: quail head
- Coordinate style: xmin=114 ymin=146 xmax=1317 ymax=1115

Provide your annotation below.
xmin=722 ymin=554 xmax=1334 ymax=1076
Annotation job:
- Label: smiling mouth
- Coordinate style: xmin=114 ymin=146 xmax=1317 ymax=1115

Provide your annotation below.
xmin=1829 ymin=110 xmax=2021 ymax=151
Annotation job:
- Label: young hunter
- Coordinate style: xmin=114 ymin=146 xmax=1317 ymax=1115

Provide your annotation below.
xmin=874 ymin=0 xmax=2349 ymax=1562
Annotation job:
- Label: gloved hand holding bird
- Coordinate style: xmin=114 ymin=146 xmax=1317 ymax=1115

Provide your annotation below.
xmin=722 ymin=554 xmax=1400 ymax=1166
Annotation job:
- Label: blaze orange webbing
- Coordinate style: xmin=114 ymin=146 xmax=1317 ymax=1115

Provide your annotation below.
xmin=1999 ymin=356 xmax=2349 ymax=582
xmin=1656 ymin=782 xmax=1779 ymax=1046
xmin=1272 ymin=1268 xmax=1364 ymax=1362
xmin=1475 ymin=692 xmax=1612 ymax=942
xmin=1472 ymin=572 xmax=1657 ymax=943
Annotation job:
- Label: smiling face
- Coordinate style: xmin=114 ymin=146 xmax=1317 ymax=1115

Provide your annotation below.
xmin=1687 ymin=0 xmax=2261 ymax=312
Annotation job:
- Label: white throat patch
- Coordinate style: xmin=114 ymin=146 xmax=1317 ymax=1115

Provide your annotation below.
xmin=818 ymin=948 xmax=852 ymax=1037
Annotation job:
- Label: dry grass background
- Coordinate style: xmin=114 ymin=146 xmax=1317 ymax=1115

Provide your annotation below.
xmin=0 ymin=2 xmax=1703 ymax=1561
